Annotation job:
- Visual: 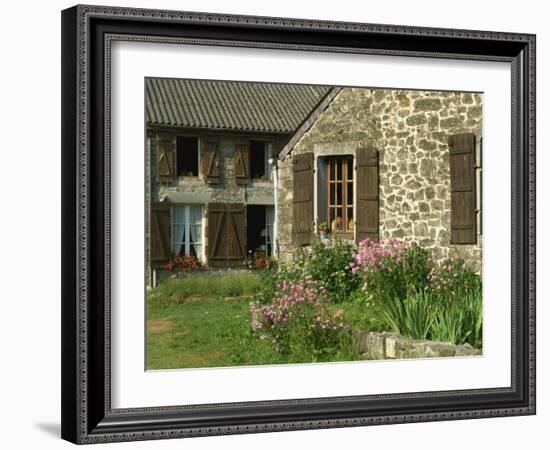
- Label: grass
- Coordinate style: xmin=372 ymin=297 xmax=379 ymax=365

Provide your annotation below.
xmin=150 ymin=271 xmax=264 ymax=305
xmin=147 ymin=271 xmax=273 ymax=369
xmin=147 ymin=296 xmax=252 ymax=369
xmin=146 ymin=270 xmax=482 ymax=370
xmin=147 ymin=271 xmax=359 ymax=369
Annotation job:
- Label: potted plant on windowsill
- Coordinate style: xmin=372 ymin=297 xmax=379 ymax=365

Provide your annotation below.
xmin=318 ymin=222 xmax=329 ymax=240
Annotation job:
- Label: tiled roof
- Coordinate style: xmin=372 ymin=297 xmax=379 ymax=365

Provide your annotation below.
xmin=146 ymin=78 xmax=332 ymax=134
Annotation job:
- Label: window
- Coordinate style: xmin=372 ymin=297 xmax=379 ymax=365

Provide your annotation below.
xmin=171 ymin=205 xmax=203 ymax=258
xmin=249 ymin=140 xmax=272 ymax=181
xmin=246 ymin=205 xmax=274 ymax=256
xmin=176 ymin=136 xmax=199 ymax=177
xmin=325 ymin=156 xmax=354 ymax=232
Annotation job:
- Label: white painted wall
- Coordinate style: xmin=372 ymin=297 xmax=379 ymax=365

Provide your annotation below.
xmin=0 ymin=0 xmax=546 ymax=449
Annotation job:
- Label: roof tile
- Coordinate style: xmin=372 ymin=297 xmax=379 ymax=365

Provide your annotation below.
xmin=146 ymin=78 xmax=332 ymax=133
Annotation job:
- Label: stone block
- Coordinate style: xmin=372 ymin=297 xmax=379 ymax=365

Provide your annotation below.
xmin=414 ymin=98 xmax=442 ymax=111
xmin=406 ymin=114 xmax=427 ymax=126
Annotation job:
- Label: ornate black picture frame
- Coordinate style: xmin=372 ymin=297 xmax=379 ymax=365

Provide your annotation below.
xmin=61 ymin=4 xmax=536 ymax=444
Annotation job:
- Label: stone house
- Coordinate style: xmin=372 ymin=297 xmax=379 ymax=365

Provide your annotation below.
xmin=146 ymin=78 xmax=331 ymax=278
xmin=147 ymin=78 xmax=482 ymax=282
xmin=277 ymin=87 xmax=483 ymax=267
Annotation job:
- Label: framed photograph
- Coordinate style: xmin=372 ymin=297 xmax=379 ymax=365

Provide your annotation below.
xmin=61 ymin=4 xmax=536 ymax=444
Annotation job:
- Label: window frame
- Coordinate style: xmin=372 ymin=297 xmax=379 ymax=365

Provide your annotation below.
xmin=324 ymin=155 xmax=354 ymax=234
xmin=175 ymin=135 xmax=200 ymax=178
xmin=249 ymin=140 xmax=273 ymax=182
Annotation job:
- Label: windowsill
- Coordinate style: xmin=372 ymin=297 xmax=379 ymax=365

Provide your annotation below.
xmin=249 ymin=179 xmax=273 ymax=186
xmin=319 ymin=231 xmax=354 ymax=239
xmin=176 ymin=176 xmax=203 ymax=185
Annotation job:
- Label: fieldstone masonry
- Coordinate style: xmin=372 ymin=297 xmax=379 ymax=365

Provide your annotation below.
xmin=278 ymin=88 xmax=483 ymax=270
xmin=353 ymin=330 xmax=482 ymax=359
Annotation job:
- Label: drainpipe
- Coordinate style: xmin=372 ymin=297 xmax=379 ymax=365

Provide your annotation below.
xmin=269 ymin=157 xmax=279 ymax=258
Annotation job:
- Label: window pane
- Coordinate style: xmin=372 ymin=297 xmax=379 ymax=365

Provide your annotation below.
xmin=336 ymin=159 xmax=342 ymax=180
xmin=347 ymin=207 xmax=354 ymax=230
xmin=173 ymin=207 xmax=186 ymax=224
xmin=347 ymin=158 xmax=353 ymax=180
xmin=347 ymin=182 xmax=353 ymax=205
xmin=336 ymin=183 xmax=342 ymax=205
xmin=173 ymin=225 xmax=186 ymax=255
xmin=330 ymin=183 xmax=335 ymax=205
xmin=335 ymin=208 xmax=343 ymax=230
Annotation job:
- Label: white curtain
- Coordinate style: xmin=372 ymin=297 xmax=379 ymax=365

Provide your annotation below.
xmin=171 ymin=205 xmax=203 ymax=259
xmin=189 ymin=206 xmax=203 ymax=258
xmin=172 ymin=207 xmax=186 ymax=256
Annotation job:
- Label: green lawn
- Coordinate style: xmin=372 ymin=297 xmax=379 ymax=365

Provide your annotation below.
xmin=147 ymin=296 xmax=253 ymax=369
xmin=147 ymin=271 xmax=271 ymax=369
xmin=146 ymin=271 xmax=365 ymax=369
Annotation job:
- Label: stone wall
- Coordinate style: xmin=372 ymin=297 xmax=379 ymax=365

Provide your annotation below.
xmin=153 ymin=135 xmax=275 ymax=206
xmin=354 ymin=330 xmax=481 ymax=359
xmin=278 ymin=88 xmax=483 ymax=269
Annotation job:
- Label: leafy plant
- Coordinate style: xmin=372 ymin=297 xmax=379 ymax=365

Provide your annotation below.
xmin=430 ymin=304 xmax=469 ymax=345
xmin=294 ymin=237 xmax=360 ymax=303
xmin=163 ymin=254 xmax=202 ymax=272
xmin=428 ymin=254 xmax=481 ymax=301
xmin=380 ymin=290 xmax=434 ymax=340
xmin=351 ymin=238 xmax=431 ymax=303
xmin=245 ymin=250 xmax=275 ymax=271
xmin=249 ymin=279 xmax=355 ymax=361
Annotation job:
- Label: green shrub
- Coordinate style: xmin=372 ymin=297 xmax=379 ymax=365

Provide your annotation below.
xmin=283 ymin=238 xmax=359 ymax=303
xmin=249 ymin=279 xmax=356 ymax=362
xmin=457 ymin=286 xmax=483 ymax=347
xmin=351 ymin=239 xmax=432 ymax=304
xmin=430 ymin=303 xmax=469 ymax=345
xmin=380 ymin=290 xmax=434 ymax=340
xmin=428 ymin=255 xmax=481 ymax=301
xmin=430 ymin=286 xmax=482 ymax=347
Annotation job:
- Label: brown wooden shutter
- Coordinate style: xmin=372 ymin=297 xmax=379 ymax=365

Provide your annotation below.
xmin=150 ymin=201 xmax=171 ymax=265
xmin=207 ymin=203 xmax=245 ymax=267
xmin=201 ymin=136 xmax=220 ymax=184
xmin=356 ymin=145 xmax=379 ymax=243
xmin=235 ymin=141 xmax=250 ymax=185
xmin=155 ymin=134 xmax=175 ymax=183
xmin=449 ymin=133 xmax=476 ymax=244
xmin=226 ymin=204 xmax=246 ymax=263
xmin=292 ymin=152 xmax=314 ymax=246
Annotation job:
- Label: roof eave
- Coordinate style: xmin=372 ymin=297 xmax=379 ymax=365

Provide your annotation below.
xmin=278 ymin=87 xmax=343 ymax=161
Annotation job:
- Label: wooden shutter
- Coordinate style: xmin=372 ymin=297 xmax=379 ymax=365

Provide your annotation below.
xmin=155 ymin=134 xmax=175 ymax=183
xmin=226 ymin=204 xmax=246 ymax=264
xmin=201 ymin=136 xmax=220 ymax=184
xmin=235 ymin=141 xmax=250 ymax=185
xmin=292 ymin=152 xmax=314 ymax=246
xmin=356 ymin=145 xmax=379 ymax=243
xmin=207 ymin=203 xmax=225 ymax=267
xmin=449 ymin=133 xmax=476 ymax=244
xmin=207 ymin=203 xmax=245 ymax=267
xmin=150 ymin=201 xmax=171 ymax=265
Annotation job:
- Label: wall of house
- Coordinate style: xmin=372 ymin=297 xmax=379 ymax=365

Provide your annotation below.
xmin=278 ymin=88 xmax=483 ymax=270
xmin=148 ymin=132 xmax=281 ymax=267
